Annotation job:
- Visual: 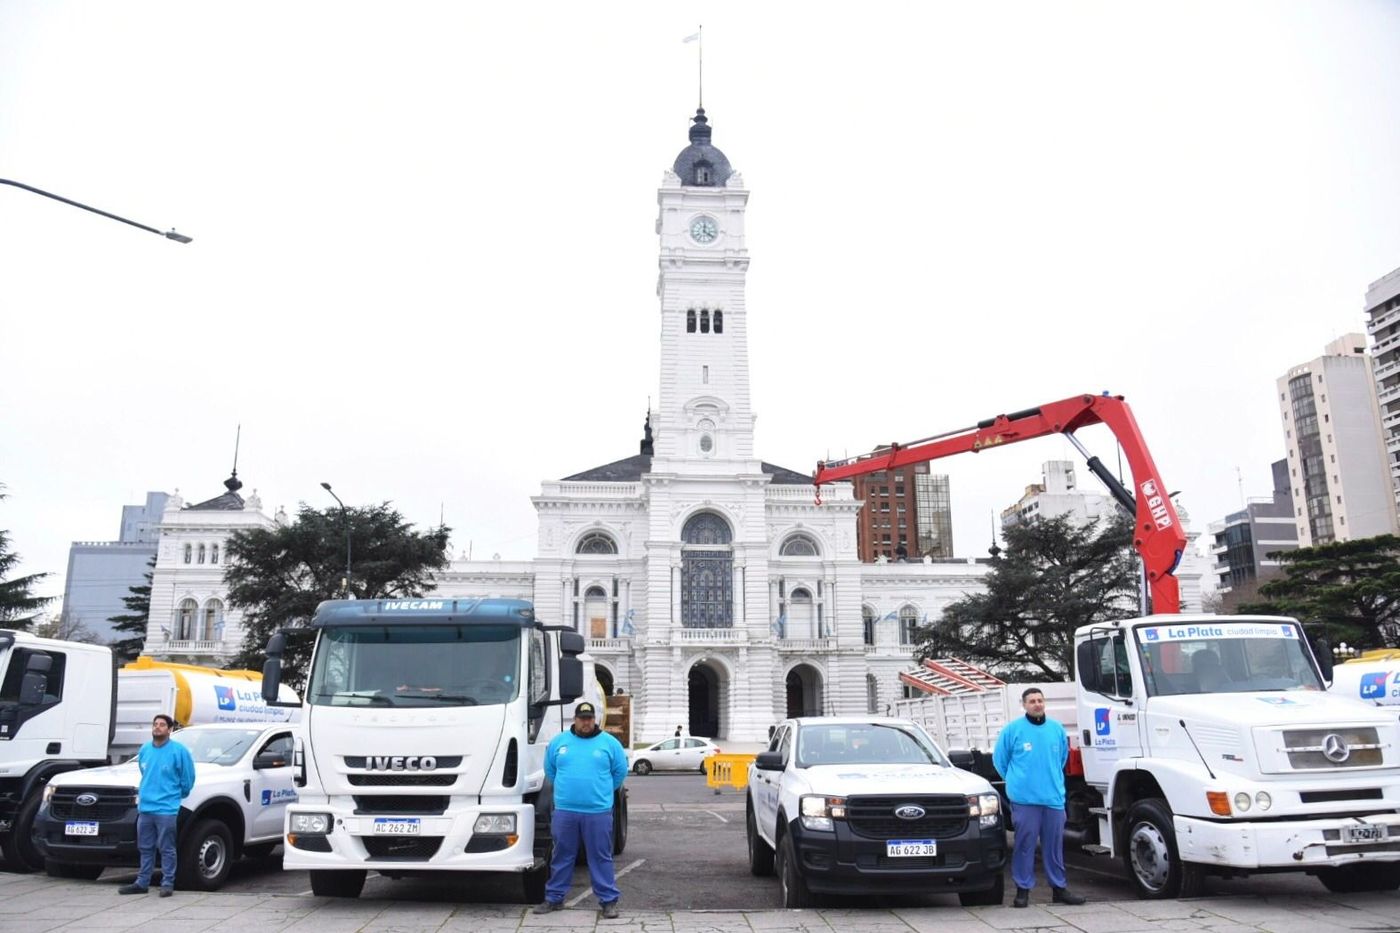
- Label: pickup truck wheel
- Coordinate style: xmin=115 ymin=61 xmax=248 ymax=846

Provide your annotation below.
xmin=1122 ymin=799 xmax=1203 ymax=899
xmin=0 ymin=790 xmax=44 ymax=872
xmin=45 ymin=859 xmax=104 ymax=880
xmin=177 ymin=819 xmax=233 ymax=891
xmin=958 ymin=872 xmax=1005 ymax=906
xmin=633 ymin=759 xmax=652 ymax=775
xmin=746 ymin=799 xmax=774 ymax=876
xmin=309 ymin=869 xmax=367 ymax=898
xmin=1317 ymin=862 xmax=1400 ymax=893
xmin=776 ymin=831 xmax=815 ymax=908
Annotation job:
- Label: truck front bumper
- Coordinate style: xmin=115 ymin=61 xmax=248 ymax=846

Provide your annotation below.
xmin=32 ymin=803 xmax=140 ymax=867
xmin=788 ymin=816 xmax=1007 ymax=896
xmin=1176 ymin=811 xmax=1400 ymax=869
xmin=282 ymin=801 xmax=539 ymax=872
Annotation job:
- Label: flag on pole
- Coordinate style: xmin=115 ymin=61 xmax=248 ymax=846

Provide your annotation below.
xmin=683 ymin=31 xmax=701 ymax=43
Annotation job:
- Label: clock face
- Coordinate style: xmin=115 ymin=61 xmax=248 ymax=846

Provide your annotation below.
xmin=690 ymin=216 xmax=718 ymax=244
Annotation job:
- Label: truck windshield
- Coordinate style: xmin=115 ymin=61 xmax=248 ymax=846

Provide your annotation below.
xmin=796 ymin=723 xmax=950 ymax=768
xmin=172 ymin=729 xmax=262 ymax=765
xmin=308 ymin=624 xmax=521 ymax=708
xmin=1135 ymin=621 xmax=1323 ymax=696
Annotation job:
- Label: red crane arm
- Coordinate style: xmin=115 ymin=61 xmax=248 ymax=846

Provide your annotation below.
xmin=813 ymin=393 xmax=1187 ymax=614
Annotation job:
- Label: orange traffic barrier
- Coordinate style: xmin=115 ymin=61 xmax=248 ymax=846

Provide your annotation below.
xmin=703 ymin=753 xmax=756 ymax=794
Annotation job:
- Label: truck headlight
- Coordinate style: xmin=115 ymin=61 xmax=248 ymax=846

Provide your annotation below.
xmin=800 ymin=795 xmax=846 ymax=832
xmin=1234 ymin=792 xmax=1252 ymax=813
xmin=1255 ymin=791 xmax=1271 ymax=811
xmin=968 ymin=792 xmax=1001 ymax=828
xmin=473 ymin=813 xmax=517 ymax=835
xmin=289 ymin=812 xmax=332 ymax=835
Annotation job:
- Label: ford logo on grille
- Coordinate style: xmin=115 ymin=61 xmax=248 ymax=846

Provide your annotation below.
xmin=1322 ymin=733 xmax=1351 ymax=763
xmin=75 ymin=793 xmax=99 ymax=807
xmin=894 ymin=805 xmax=926 ymax=820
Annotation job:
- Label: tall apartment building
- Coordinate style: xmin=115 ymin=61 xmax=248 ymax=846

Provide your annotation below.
xmin=61 ymin=491 xmax=169 ymax=643
xmin=1365 ymin=265 xmax=1400 ymax=512
xmin=1208 ymin=460 xmax=1299 ymax=593
xmin=1277 ymin=333 xmax=1399 ymax=547
xmin=852 ymin=463 xmax=953 ymax=562
xmin=1001 ymin=460 xmax=1112 ymax=529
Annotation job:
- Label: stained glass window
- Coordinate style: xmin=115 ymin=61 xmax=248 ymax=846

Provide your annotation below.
xmin=682 ymin=512 xmax=732 ymax=628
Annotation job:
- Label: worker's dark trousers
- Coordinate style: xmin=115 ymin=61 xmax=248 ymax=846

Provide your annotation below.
xmin=1010 ymin=802 xmax=1068 ymax=890
xmin=544 ymin=809 xmax=619 ymax=905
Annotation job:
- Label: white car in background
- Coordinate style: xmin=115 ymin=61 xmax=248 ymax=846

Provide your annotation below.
xmin=630 ymin=736 xmax=722 ymax=774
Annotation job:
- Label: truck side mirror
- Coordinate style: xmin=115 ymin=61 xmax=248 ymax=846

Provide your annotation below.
xmin=558 ymin=631 xmax=585 ymax=656
xmin=19 ymin=653 xmax=52 ymax=706
xmin=557 ymin=657 xmax=584 ymax=703
xmin=261 ymin=632 xmax=286 ymax=703
xmin=754 ymin=750 xmax=785 ymax=771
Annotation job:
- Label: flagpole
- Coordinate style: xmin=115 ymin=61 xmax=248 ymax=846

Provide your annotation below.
xmin=698 ymin=25 xmax=704 ymax=109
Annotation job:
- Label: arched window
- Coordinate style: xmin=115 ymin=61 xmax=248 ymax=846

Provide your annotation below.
xmin=700 ymin=309 xmax=710 ymax=333
xmin=202 ymin=599 xmax=223 ymax=641
xmin=780 ymin=534 xmax=819 ymax=557
xmin=210 ymin=543 xmax=219 ymax=565
xmin=713 ymin=310 xmax=723 ymax=334
xmin=687 ymin=309 xmax=696 ymax=333
xmin=176 ymin=598 xmax=197 ymax=641
xmin=576 ymin=532 xmax=618 ymax=555
xmin=681 ymin=512 xmax=732 ymax=629
xmin=899 ymin=605 xmax=920 ymax=646
xmin=183 ymin=544 xmax=192 ymax=564
xmin=197 ymin=544 xmax=206 ymax=565
xmin=584 ymin=586 xmax=608 ymax=638
xmin=862 ymin=605 xmax=876 ymax=646
xmin=697 ymin=418 xmax=715 ymax=456
xmin=789 ymin=588 xmax=815 ymax=639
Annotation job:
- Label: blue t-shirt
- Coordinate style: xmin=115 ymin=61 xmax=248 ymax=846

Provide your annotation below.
xmin=544 ymin=728 xmax=627 ymax=814
xmin=136 ymin=739 xmax=196 ymax=815
xmin=992 ymin=715 xmax=1069 ymax=808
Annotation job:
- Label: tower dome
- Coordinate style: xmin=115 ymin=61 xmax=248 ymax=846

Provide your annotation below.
xmin=672 ymin=108 xmax=732 ymax=187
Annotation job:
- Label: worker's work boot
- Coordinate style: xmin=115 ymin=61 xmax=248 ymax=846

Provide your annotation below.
xmin=600 ymin=901 xmax=620 ymax=919
xmin=1013 ymin=887 xmax=1030 ymax=908
xmin=533 ymin=900 xmax=563 ymax=914
xmin=1052 ymin=886 xmax=1086 ymax=905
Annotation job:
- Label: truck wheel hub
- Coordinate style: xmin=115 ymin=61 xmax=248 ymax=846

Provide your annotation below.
xmin=1129 ymin=823 xmax=1170 ymax=890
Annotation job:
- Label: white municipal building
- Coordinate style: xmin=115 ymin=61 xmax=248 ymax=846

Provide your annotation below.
xmin=144 ymin=110 xmax=1201 ymax=742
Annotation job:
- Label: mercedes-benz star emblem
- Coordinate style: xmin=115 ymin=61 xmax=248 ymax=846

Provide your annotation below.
xmin=75 ymin=793 xmax=99 ymax=807
xmin=1322 ymin=733 xmax=1351 ymax=763
xmin=894 ymin=805 xmax=926 ymax=820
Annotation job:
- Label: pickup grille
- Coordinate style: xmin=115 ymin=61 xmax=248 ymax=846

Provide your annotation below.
xmin=846 ymin=794 xmax=968 ymax=839
xmin=362 ymin=836 xmax=443 ymax=859
xmin=1282 ymin=728 xmax=1383 ymax=769
xmin=48 ymin=787 xmax=135 ymax=821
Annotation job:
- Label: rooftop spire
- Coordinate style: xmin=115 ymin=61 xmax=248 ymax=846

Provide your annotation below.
xmin=225 ymin=424 xmax=243 ymax=494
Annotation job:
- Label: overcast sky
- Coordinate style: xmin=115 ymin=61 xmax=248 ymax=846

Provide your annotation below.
xmin=3 ymin=2 xmax=1400 ymax=604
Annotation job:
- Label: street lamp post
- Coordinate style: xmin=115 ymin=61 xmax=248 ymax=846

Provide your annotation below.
xmin=1 ymin=178 xmax=192 ymax=242
xmin=320 ymin=482 xmax=352 ymax=598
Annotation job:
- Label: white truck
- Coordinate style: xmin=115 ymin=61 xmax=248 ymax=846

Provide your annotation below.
xmin=746 ymin=716 xmax=1007 ymax=908
xmin=900 ymin=614 xmax=1400 ymax=898
xmin=0 ymin=629 xmax=297 ymax=872
xmin=259 ymin=597 xmax=625 ymax=900
xmin=1331 ymin=650 xmax=1400 ymax=709
xmin=31 ymin=723 xmax=298 ymax=888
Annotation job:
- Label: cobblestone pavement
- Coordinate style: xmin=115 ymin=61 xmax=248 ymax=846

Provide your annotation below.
xmin=2 ymin=871 xmax=1398 ymax=933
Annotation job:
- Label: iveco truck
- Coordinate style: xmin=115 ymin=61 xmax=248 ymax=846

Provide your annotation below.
xmin=260 ymin=598 xmax=623 ymax=899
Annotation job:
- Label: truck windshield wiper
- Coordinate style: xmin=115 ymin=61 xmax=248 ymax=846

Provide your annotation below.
xmin=394 ymin=693 xmax=479 ymax=705
xmin=315 ymin=691 xmax=392 ymax=706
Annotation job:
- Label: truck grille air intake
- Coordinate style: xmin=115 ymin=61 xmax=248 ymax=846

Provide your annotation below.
xmin=846 ymin=794 xmax=969 ymax=838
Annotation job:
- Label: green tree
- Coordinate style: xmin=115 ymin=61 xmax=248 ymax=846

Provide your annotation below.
xmin=0 ymin=486 xmax=52 ymax=631
xmin=108 ymin=557 xmax=155 ymax=664
xmin=913 ymin=513 xmax=1139 ymax=680
xmin=1236 ymin=535 xmax=1400 ymax=650
xmin=227 ymin=504 xmax=450 ymax=690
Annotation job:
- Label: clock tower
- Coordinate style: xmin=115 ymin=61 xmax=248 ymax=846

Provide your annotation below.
xmin=651 ymin=108 xmax=757 ymax=476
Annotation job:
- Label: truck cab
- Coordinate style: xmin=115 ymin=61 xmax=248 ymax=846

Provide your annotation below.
xmin=262 ymin=598 xmax=605 ymax=900
xmin=0 ymin=630 xmax=114 ymax=871
xmin=1076 ymin=614 xmax=1400 ymax=897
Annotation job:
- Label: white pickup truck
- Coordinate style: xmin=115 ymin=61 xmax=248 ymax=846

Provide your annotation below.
xmin=745 ymin=716 xmax=1007 ymax=908
xmin=31 ymin=723 xmax=298 ymax=889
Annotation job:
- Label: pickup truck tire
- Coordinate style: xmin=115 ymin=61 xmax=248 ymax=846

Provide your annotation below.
xmin=1316 ymin=862 xmax=1400 ymax=893
xmin=958 ymin=872 xmax=1005 ymax=906
xmin=776 ymin=830 xmax=815 ymax=908
xmin=745 ymin=800 xmax=773 ymax=876
xmin=0 ymin=791 xmax=44 ymax=872
xmin=45 ymin=859 xmax=104 ymax=881
xmin=1122 ymin=798 xmax=1203 ymax=899
xmin=633 ymin=759 xmax=652 ymax=775
xmin=178 ymin=819 xmax=233 ymax=891
xmin=309 ymin=869 xmax=367 ymax=898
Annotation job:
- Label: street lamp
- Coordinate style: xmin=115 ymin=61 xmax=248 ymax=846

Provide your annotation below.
xmin=320 ymin=482 xmax=352 ymax=598
xmin=1 ymin=178 xmax=192 ymax=243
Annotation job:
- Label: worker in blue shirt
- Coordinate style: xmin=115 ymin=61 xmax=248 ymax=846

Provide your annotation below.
xmin=118 ymin=714 xmax=196 ymax=896
xmin=993 ymin=687 xmax=1087 ymax=908
xmin=534 ymin=701 xmax=628 ymax=919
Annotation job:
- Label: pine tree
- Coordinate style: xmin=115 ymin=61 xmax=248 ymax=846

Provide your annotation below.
xmin=0 ymin=486 xmax=52 ymax=631
xmin=108 ymin=557 xmax=155 ymax=664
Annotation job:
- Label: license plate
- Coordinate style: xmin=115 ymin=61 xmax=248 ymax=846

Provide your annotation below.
xmin=65 ymin=822 xmax=99 ymax=837
xmin=373 ymin=818 xmax=421 ymax=836
xmin=1341 ymin=824 xmax=1389 ymax=844
xmin=886 ymin=839 xmax=937 ymax=857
